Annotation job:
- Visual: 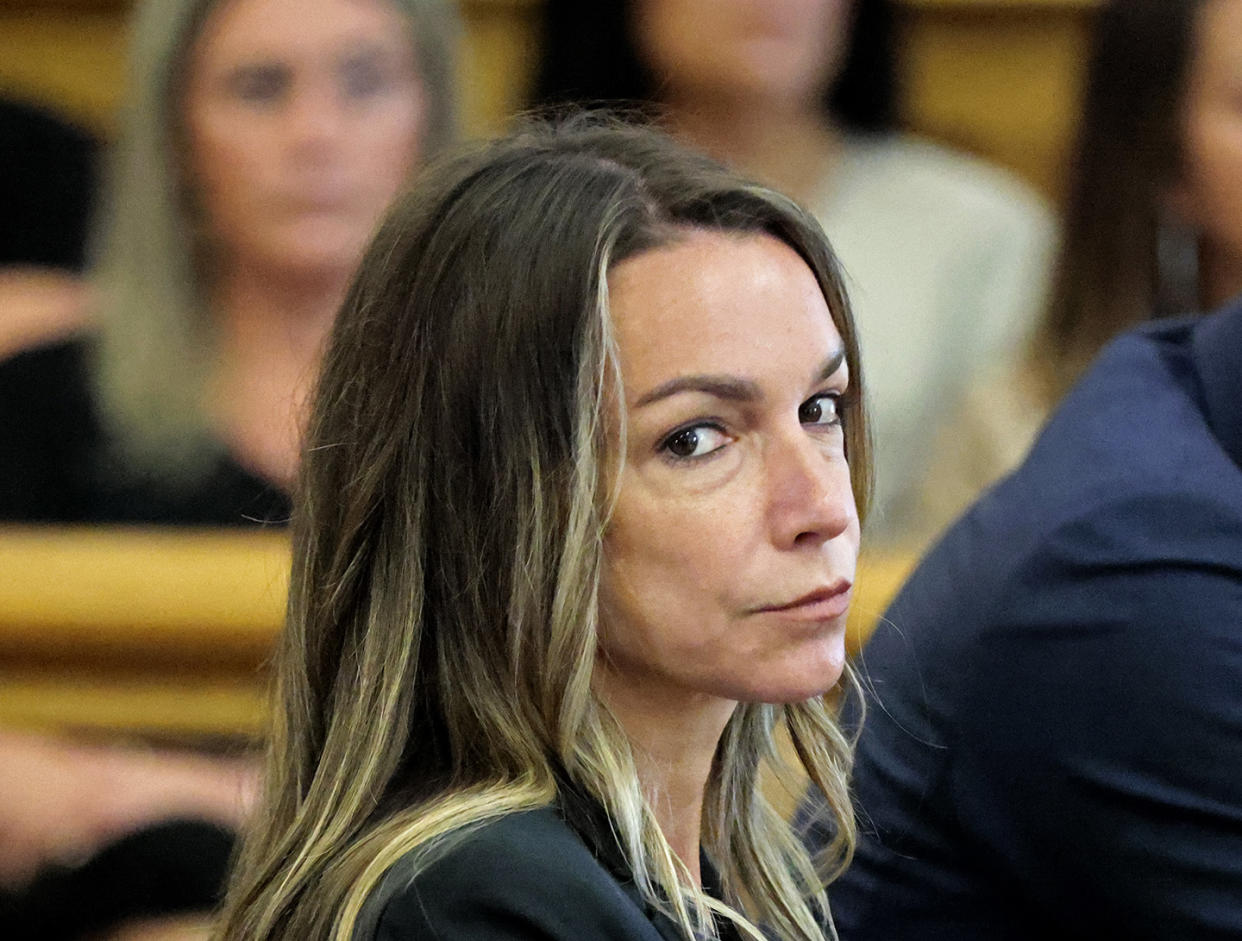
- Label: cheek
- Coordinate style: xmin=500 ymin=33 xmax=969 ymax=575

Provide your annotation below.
xmin=599 ymin=497 xmax=749 ymax=661
xmin=184 ymin=147 xmax=243 ymax=250
xmin=1181 ymin=106 xmax=1242 ymax=252
xmin=184 ymin=107 xmax=275 ymax=223
xmin=353 ymin=89 xmax=427 ymax=193
xmin=187 ymin=100 xmax=263 ymax=180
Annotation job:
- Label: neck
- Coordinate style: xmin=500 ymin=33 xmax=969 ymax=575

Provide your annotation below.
xmin=1201 ymin=242 xmax=1242 ymax=311
xmin=663 ymin=94 xmax=841 ymax=203
xmin=207 ymin=261 xmax=346 ymax=487
xmin=596 ymin=667 xmax=737 ymax=887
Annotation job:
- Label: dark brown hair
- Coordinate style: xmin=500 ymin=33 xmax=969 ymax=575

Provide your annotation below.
xmin=1039 ymin=0 xmax=1208 ymax=395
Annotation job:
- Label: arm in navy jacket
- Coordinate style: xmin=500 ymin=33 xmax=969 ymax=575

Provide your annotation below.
xmin=952 ymin=490 xmax=1242 ymax=939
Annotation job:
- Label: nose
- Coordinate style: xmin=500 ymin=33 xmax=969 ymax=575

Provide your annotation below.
xmin=283 ymin=83 xmax=347 ymax=155
xmin=765 ymin=431 xmax=855 ymax=550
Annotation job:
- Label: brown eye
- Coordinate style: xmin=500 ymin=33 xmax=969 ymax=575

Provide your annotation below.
xmin=799 ymin=394 xmax=840 ymax=427
xmin=667 ymin=428 xmax=701 ymax=458
xmin=229 ymin=64 xmax=289 ymax=105
xmin=660 ymin=424 xmax=730 ymax=461
xmin=339 ymin=55 xmax=389 ymax=100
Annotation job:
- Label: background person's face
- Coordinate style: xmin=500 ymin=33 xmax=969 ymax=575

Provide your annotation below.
xmin=183 ymin=0 xmax=426 ymax=277
xmin=599 ymin=230 xmax=860 ymax=707
xmin=633 ymin=0 xmax=852 ymax=108
xmin=1174 ymin=0 xmax=1242 ymax=285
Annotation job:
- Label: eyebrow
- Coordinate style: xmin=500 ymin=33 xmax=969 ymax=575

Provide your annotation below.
xmin=633 ymin=346 xmax=847 ymax=408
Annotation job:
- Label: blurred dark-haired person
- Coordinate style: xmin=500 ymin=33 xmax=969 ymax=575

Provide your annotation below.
xmin=0 ymin=0 xmax=457 ymax=937
xmin=534 ymin=0 xmax=1054 ymax=546
xmin=919 ymin=0 xmax=1242 ymax=534
xmin=803 ymin=7 xmax=1242 ymax=934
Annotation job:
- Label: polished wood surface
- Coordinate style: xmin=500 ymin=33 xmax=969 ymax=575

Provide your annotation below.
xmin=0 ymin=526 xmax=288 ymax=666
xmin=0 ymin=527 xmax=288 ymax=737
xmin=848 ymin=551 xmax=917 ymax=657
xmin=0 ymin=669 xmax=270 ymax=738
xmin=896 ymin=0 xmax=1094 ymax=200
xmin=0 ymin=526 xmax=915 ymax=737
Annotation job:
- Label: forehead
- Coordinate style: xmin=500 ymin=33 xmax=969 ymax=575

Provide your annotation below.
xmin=193 ymin=0 xmax=408 ymax=64
xmin=606 ymin=229 xmax=843 ymax=393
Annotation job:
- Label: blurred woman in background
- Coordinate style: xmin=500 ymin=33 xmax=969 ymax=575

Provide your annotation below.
xmin=533 ymin=0 xmax=1054 ymax=546
xmin=918 ymin=0 xmax=1242 ymax=534
xmin=0 ymin=0 xmax=457 ymax=936
xmin=0 ymin=0 xmax=457 ymax=524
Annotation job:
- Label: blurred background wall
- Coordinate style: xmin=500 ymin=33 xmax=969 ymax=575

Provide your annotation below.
xmin=0 ymin=0 xmax=1094 ymax=201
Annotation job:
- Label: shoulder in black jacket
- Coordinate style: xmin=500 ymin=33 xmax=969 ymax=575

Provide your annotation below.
xmin=357 ymin=782 xmax=740 ymax=941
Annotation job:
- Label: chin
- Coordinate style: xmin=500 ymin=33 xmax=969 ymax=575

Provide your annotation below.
xmin=757 ymin=640 xmax=847 ymax=703
xmin=271 ymin=223 xmax=372 ymax=272
xmin=750 ymin=679 xmax=844 ymax=705
xmin=730 ymin=659 xmax=847 ymax=705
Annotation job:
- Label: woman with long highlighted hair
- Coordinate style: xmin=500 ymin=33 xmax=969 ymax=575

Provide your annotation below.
xmin=219 ymin=118 xmax=872 ymax=940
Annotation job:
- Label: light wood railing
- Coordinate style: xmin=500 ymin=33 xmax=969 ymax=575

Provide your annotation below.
xmin=0 ymin=527 xmax=286 ymax=738
xmin=0 ymin=526 xmax=915 ymax=739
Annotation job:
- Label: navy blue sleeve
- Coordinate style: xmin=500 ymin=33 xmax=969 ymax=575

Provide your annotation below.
xmin=951 ymin=491 xmax=1242 ymax=939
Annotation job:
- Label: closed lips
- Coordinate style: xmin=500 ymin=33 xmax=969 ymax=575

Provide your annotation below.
xmin=755 ymin=580 xmax=852 ymax=613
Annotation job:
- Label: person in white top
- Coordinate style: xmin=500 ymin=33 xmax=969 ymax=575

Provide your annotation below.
xmin=533 ymin=0 xmax=1055 ymax=546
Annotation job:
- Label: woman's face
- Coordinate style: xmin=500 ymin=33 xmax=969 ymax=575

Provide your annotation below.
xmin=633 ymin=0 xmax=852 ymax=108
xmin=1174 ymin=0 xmax=1242 ymax=275
xmin=599 ymin=229 xmax=859 ymax=707
xmin=183 ymin=0 xmax=426 ymax=277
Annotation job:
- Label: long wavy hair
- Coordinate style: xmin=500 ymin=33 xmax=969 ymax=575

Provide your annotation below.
xmin=89 ymin=0 xmax=459 ymax=479
xmin=1036 ymin=0 xmax=1208 ymax=397
xmin=217 ymin=118 xmax=871 ymax=941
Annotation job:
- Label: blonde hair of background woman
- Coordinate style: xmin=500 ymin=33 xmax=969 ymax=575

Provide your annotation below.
xmin=89 ymin=0 xmax=459 ymax=480
xmin=216 ymin=118 xmax=871 ymax=941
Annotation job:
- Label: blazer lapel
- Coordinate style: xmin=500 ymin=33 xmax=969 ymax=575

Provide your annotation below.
xmin=556 ymin=773 xmax=744 ymax=941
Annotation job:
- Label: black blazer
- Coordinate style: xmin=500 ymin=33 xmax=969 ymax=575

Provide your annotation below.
xmin=355 ymin=784 xmax=740 ymax=940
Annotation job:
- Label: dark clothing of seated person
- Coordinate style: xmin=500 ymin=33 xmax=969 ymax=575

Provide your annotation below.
xmin=0 ymin=98 xmax=97 ymax=272
xmin=357 ymin=776 xmax=741 ymax=941
xmin=805 ymin=298 xmax=1242 ymax=939
xmin=0 ymin=339 xmax=289 ymax=525
xmin=3 ymin=819 xmax=236 ymax=941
